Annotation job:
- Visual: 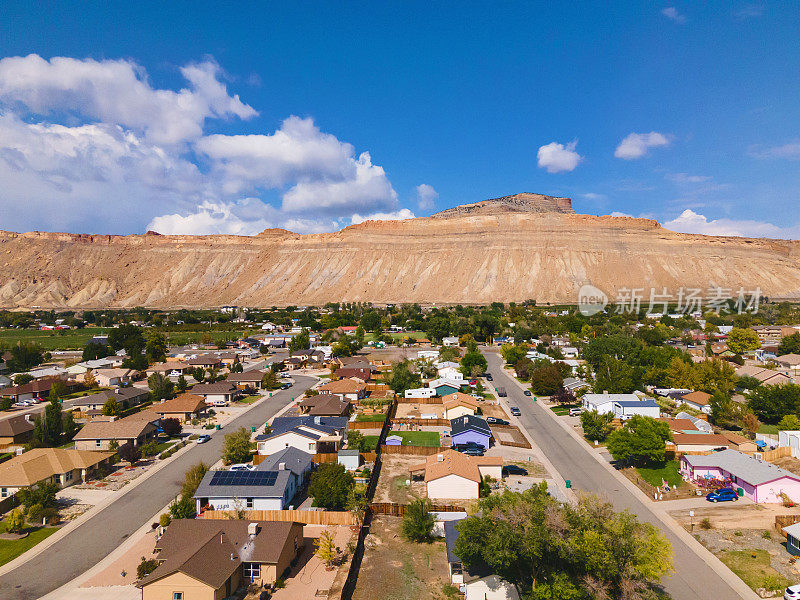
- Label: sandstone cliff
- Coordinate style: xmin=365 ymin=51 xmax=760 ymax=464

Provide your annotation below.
xmin=1 ymin=193 xmax=799 ymax=308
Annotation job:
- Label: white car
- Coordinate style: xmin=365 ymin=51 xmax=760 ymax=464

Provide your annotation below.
xmin=569 ymin=407 xmax=583 ymax=417
xmin=785 ymin=584 xmax=800 ymax=600
xmin=229 ymin=463 xmax=255 ymax=472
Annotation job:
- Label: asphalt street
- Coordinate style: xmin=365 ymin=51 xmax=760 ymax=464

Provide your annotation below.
xmin=483 ymin=351 xmax=750 ymax=600
xmin=0 ymin=374 xmax=316 ymax=600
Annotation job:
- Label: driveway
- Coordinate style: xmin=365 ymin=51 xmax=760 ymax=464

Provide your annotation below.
xmin=0 ymin=375 xmax=317 ymax=600
xmin=482 ymin=350 xmax=755 ymax=600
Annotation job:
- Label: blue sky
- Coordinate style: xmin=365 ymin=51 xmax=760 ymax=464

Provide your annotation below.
xmin=0 ymin=2 xmax=798 ymax=237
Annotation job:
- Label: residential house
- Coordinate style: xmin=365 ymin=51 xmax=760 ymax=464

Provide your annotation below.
xmin=92 ymin=368 xmax=135 ymax=387
xmin=783 ymin=522 xmax=800 ymax=557
xmin=404 ymin=388 xmax=437 ymax=399
xmin=296 ymin=394 xmax=351 ymax=417
xmin=72 ymin=387 xmax=149 ymax=418
xmin=0 ymin=414 xmax=35 ymax=446
xmin=187 ymin=354 xmax=224 ymax=370
xmin=138 ymin=519 xmax=303 ymax=597
xmin=65 ymin=357 xmax=122 ymax=378
xmin=255 ymin=416 xmax=348 ymax=455
xmin=752 ymin=325 xmax=800 ymax=346
xmin=417 ymin=349 xmax=440 ymax=360
xmin=146 ymin=362 xmax=192 ymax=378
xmin=450 ymin=415 xmax=492 ymax=450
xmin=562 ymin=377 xmax=589 ymax=392
xmin=73 ymin=416 xmax=158 ymax=451
xmin=442 ymin=336 xmax=460 ymax=347
xmin=409 ymin=449 xmax=502 ymax=500
xmin=0 ymin=378 xmax=79 ymax=402
xmin=736 ymin=364 xmax=793 ymax=386
xmin=658 ymin=418 xmax=700 ymax=434
xmin=680 ymin=449 xmax=800 ymax=503
xmin=675 ymin=411 xmax=714 ymax=433
xmin=195 ymin=448 xmax=312 ymax=512
xmin=149 ymin=394 xmax=208 ymax=422
xmin=436 ymin=364 xmax=464 ymax=381
xmin=333 ymin=367 xmax=371 ymax=382
xmin=226 ymin=369 xmax=267 ymax=390
xmin=775 ymin=354 xmax=800 ymax=377
xmin=442 ymin=393 xmax=480 ymax=420
xmin=612 ymin=399 xmax=660 ymax=420
xmin=582 ymin=393 xmax=640 ymax=415
xmin=317 ymin=378 xmax=367 ymax=402
xmin=190 ymin=382 xmax=240 ymax=406
xmin=668 ymin=433 xmax=731 ymax=454
xmin=0 ymin=448 xmax=114 ymax=498
xmin=216 ymin=352 xmax=240 ymax=368
xmin=444 ymin=520 xmax=520 ymax=600
xmin=676 ymin=391 xmax=712 ymax=414
xmin=428 ymin=378 xmax=463 ymax=397
xmin=721 ymin=431 xmax=757 ymax=453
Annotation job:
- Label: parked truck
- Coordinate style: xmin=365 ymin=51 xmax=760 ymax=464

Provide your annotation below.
xmin=496 ymin=386 xmax=507 ymax=397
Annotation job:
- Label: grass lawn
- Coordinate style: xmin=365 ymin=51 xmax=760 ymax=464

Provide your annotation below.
xmin=363 ymin=330 xmax=428 ymax=343
xmin=0 ymin=327 xmax=109 ymax=350
xmin=636 ymin=460 xmax=683 ymax=487
xmin=0 ymin=520 xmax=59 ymax=566
xmin=551 ymin=403 xmax=580 ymax=416
xmin=355 ymin=413 xmax=387 ymax=422
xmin=718 ymin=549 xmax=790 ymax=593
xmin=362 ymin=436 xmax=380 ymax=451
xmin=363 ymin=431 xmax=440 ymax=451
xmin=758 ymin=423 xmax=779 ymax=435
xmin=235 ymin=395 xmax=261 ymax=404
xmin=152 ymin=440 xmax=176 ymax=454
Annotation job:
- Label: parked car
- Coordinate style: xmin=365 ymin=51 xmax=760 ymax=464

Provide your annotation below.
xmin=455 ymin=442 xmax=485 ymax=456
xmin=486 ymin=416 xmax=510 ymax=426
xmin=229 ymin=463 xmax=255 ymax=471
xmin=502 ymin=465 xmax=528 ymax=477
xmin=784 ymin=584 xmax=800 ymax=600
xmin=509 ymin=407 xmax=521 ymax=416
xmin=196 ymin=434 xmax=211 ymax=444
xmin=484 ymin=373 xmax=493 ymax=381
xmin=569 ymin=407 xmax=583 ymax=417
xmin=497 ymin=387 xmax=507 ymax=397
xmin=523 ymin=390 xmax=532 ymax=397
xmin=706 ymin=488 xmax=739 ymax=502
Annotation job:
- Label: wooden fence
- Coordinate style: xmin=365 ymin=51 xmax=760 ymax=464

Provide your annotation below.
xmin=253 ymin=452 xmax=377 ymax=465
xmin=398 ymin=397 xmax=443 ymax=405
xmin=349 ymin=420 xmax=386 ymax=430
xmin=392 ymin=418 xmax=451 ymax=427
xmin=762 ymin=446 xmax=791 ymax=462
xmin=370 ymin=502 xmax=467 ymax=517
xmin=380 ymin=444 xmax=442 ymax=456
xmin=775 ymin=515 xmax=800 ymax=531
xmin=201 ymin=509 xmax=357 ymax=525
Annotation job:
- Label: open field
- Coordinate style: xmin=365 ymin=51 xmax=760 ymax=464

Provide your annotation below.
xmin=352 ymin=516 xmax=451 ymax=600
xmin=0 ymin=327 xmax=247 ymax=350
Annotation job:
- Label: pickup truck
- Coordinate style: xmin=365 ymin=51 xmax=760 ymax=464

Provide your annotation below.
xmin=496 ymin=386 xmax=507 ymax=397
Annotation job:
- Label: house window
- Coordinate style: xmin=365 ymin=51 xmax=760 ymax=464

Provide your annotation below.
xmin=1 ymin=488 xmax=7 ymax=498
xmin=95 ymin=439 xmax=101 ymax=448
xmin=244 ymin=563 xmax=261 ymax=580
xmin=172 ymin=593 xmax=183 ymax=600
xmin=246 ymin=498 xmax=254 ymax=509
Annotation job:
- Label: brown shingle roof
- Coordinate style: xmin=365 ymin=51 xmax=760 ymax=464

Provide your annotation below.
xmin=442 ymin=392 xmax=479 ymax=411
xmin=680 ymin=391 xmax=712 ymax=406
xmin=73 ymin=416 xmax=157 ymax=441
xmin=318 ymin=378 xmax=367 ymax=395
xmin=670 ymin=433 xmax=731 ymax=447
xmin=410 ymin=449 xmax=501 ymax=483
xmin=0 ymin=415 xmax=35 ymax=437
xmin=297 ymin=394 xmax=351 ymax=416
xmin=151 ymin=394 xmax=207 ymax=415
xmin=0 ymin=448 xmax=113 ymax=487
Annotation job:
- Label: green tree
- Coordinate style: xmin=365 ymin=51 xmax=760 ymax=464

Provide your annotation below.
xmin=17 ymin=481 xmax=58 ymax=509
xmin=144 ymin=330 xmax=168 ymax=362
xmin=401 ymin=498 xmax=435 ymax=542
xmin=778 ymin=333 xmax=800 ymax=356
xmin=5 ymin=509 xmax=25 ymax=534
xmin=261 ymin=370 xmax=280 ymax=390
xmin=580 ymin=410 xmax=614 ymax=441
xmin=148 ymin=372 xmax=174 ymax=402
xmin=176 ymin=375 xmax=188 ymax=392
xmin=501 ymin=344 xmax=529 ymax=366
xmin=594 ymin=355 xmax=640 ymax=394
xmin=347 ymin=430 xmax=368 ymax=452
xmin=388 ymin=361 xmax=421 ymax=394
xmin=528 ymin=364 xmax=563 ymax=396
xmin=308 ymin=463 xmax=354 ymax=510
xmin=13 ymin=373 xmax=34 ymax=385
xmin=137 ymin=557 xmax=159 ymax=579
xmin=606 ymin=416 xmax=672 ymax=467
xmin=288 ymin=328 xmax=310 ymax=351
xmin=779 ymin=415 xmax=800 ymax=430
xmin=726 ymin=327 xmax=760 ymax=355
xmin=221 ymin=427 xmax=252 ymax=465
xmin=82 ymin=342 xmax=112 ymax=361
xmin=709 ymin=390 xmax=740 ymax=429
xmin=6 ymin=342 xmax=44 ymax=372
xmin=108 ymin=324 xmax=145 ymax=356
xmin=749 ymin=383 xmax=800 ymax=424
xmin=360 ymin=310 xmax=382 ymax=332
xmin=460 ymin=350 xmax=487 ymax=378
xmin=102 ymin=397 xmax=121 ymax=416
xmin=229 ymin=361 xmax=243 ymax=373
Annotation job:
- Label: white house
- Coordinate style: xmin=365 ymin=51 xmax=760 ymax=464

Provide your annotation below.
xmin=417 ymin=349 xmax=440 ymax=360
xmin=442 ymin=337 xmax=460 ymax=347
xmin=409 ymin=450 xmax=502 ymax=500
xmin=612 ymin=399 xmax=660 ymax=420
xmin=561 ymin=347 xmax=579 ymax=358
xmin=582 ymin=393 xmax=640 ymax=414
xmin=437 ymin=366 xmax=464 ymax=381
xmin=405 ymin=387 xmax=437 ymax=399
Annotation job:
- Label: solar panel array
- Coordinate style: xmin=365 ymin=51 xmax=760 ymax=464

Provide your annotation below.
xmin=209 ymin=470 xmax=279 ymax=487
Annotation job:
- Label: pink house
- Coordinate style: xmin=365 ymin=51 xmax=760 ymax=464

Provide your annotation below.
xmin=680 ymin=449 xmax=800 ymax=504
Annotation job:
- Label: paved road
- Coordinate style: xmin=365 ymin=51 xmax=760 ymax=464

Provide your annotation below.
xmin=0 ymin=375 xmax=317 ymax=600
xmin=482 ymin=351 xmax=749 ymax=600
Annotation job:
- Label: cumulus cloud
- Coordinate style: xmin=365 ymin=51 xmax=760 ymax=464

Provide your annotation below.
xmin=614 ymin=132 xmax=671 ymax=160
xmin=749 ymin=142 xmax=800 ymax=160
xmin=661 ymin=7 xmax=686 ymax=23
xmin=415 ymin=184 xmax=438 ymax=210
xmin=663 ymin=209 xmax=800 ymax=239
xmin=0 ymin=54 xmax=256 ymax=145
xmin=0 ymin=54 xmax=406 ymax=234
xmin=536 ymin=140 xmax=582 ymax=173
xmin=350 ymin=208 xmax=415 ymax=225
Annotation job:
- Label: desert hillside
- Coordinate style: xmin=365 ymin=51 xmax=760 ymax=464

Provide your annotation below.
xmin=1 ymin=193 xmax=799 ymax=308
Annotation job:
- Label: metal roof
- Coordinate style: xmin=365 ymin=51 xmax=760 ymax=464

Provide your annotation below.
xmin=684 ymin=449 xmax=800 ymax=486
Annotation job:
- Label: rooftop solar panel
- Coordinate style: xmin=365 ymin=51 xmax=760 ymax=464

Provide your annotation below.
xmin=209 ymin=470 xmax=279 ymax=487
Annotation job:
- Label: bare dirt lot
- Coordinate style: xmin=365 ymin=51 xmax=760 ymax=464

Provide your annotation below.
xmin=670 ymin=502 xmax=800 ymax=530
xmin=352 ymin=516 xmax=453 ymax=600
xmin=770 ymin=456 xmax=800 ymax=477
xmin=374 ymin=455 xmax=429 ymax=504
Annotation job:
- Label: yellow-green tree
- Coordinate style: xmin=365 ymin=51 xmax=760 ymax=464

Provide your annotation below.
xmin=314 ymin=529 xmax=338 ymax=568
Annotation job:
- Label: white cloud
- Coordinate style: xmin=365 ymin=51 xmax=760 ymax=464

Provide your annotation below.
xmin=666 ymin=172 xmax=712 ymax=184
xmin=749 ymin=142 xmax=800 ymax=160
xmin=610 ymin=211 xmax=635 ymax=218
xmin=281 ymin=151 xmax=397 ymax=216
xmin=0 ymin=54 xmax=256 ymax=145
xmin=415 ymin=184 xmax=438 ymax=210
xmin=614 ymin=132 xmax=671 ymax=160
xmin=661 ymin=7 xmax=686 ymax=23
xmin=735 ymin=5 xmax=763 ymax=19
xmin=663 ymin=209 xmax=800 ymax=239
xmin=350 ymin=208 xmax=415 ymax=225
xmin=0 ymin=55 xmax=407 ymax=234
xmin=536 ymin=140 xmax=582 ymax=173
xmin=581 ymin=192 xmax=607 ymax=201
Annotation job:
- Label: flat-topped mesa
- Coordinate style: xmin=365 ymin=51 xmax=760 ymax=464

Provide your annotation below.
xmin=430 ymin=193 xmax=574 ymax=218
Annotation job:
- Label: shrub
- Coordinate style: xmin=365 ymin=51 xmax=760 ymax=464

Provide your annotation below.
xmin=159 ymin=513 xmax=172 ymax=528
xmin=6 ymin=509 xmax=25 ymax=534
xmin=401 ymin=498 xmax=435 ymax=543
xmin=699 ymin=517 xmax=712 ymax=530
xmin=137 ymin=556 xmax=159 ymax=580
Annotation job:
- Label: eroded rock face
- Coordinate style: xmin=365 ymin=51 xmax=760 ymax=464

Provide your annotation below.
xmin=1 ymin=196 xmax=799 ymax=308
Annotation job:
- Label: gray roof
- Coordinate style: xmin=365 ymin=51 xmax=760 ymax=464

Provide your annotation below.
xmin=684 ymin=449 xmax=800 ymax=486
xmin=72 ymin=387 xmax=149 ymax=407
xmin=338 ymin=449 xmax=360 ymax=457
xmin=614 ymin=399 xmax=659 ymax=408
xmin=194 ymin=468 xmax=291 ymax=500
xmin=450 ymin=414 xmax=491 ymax=437
xmin=270 ymin=416 xmax=348 ymax=436
xmin=256 ymin=447 xmax=313 ymax=476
